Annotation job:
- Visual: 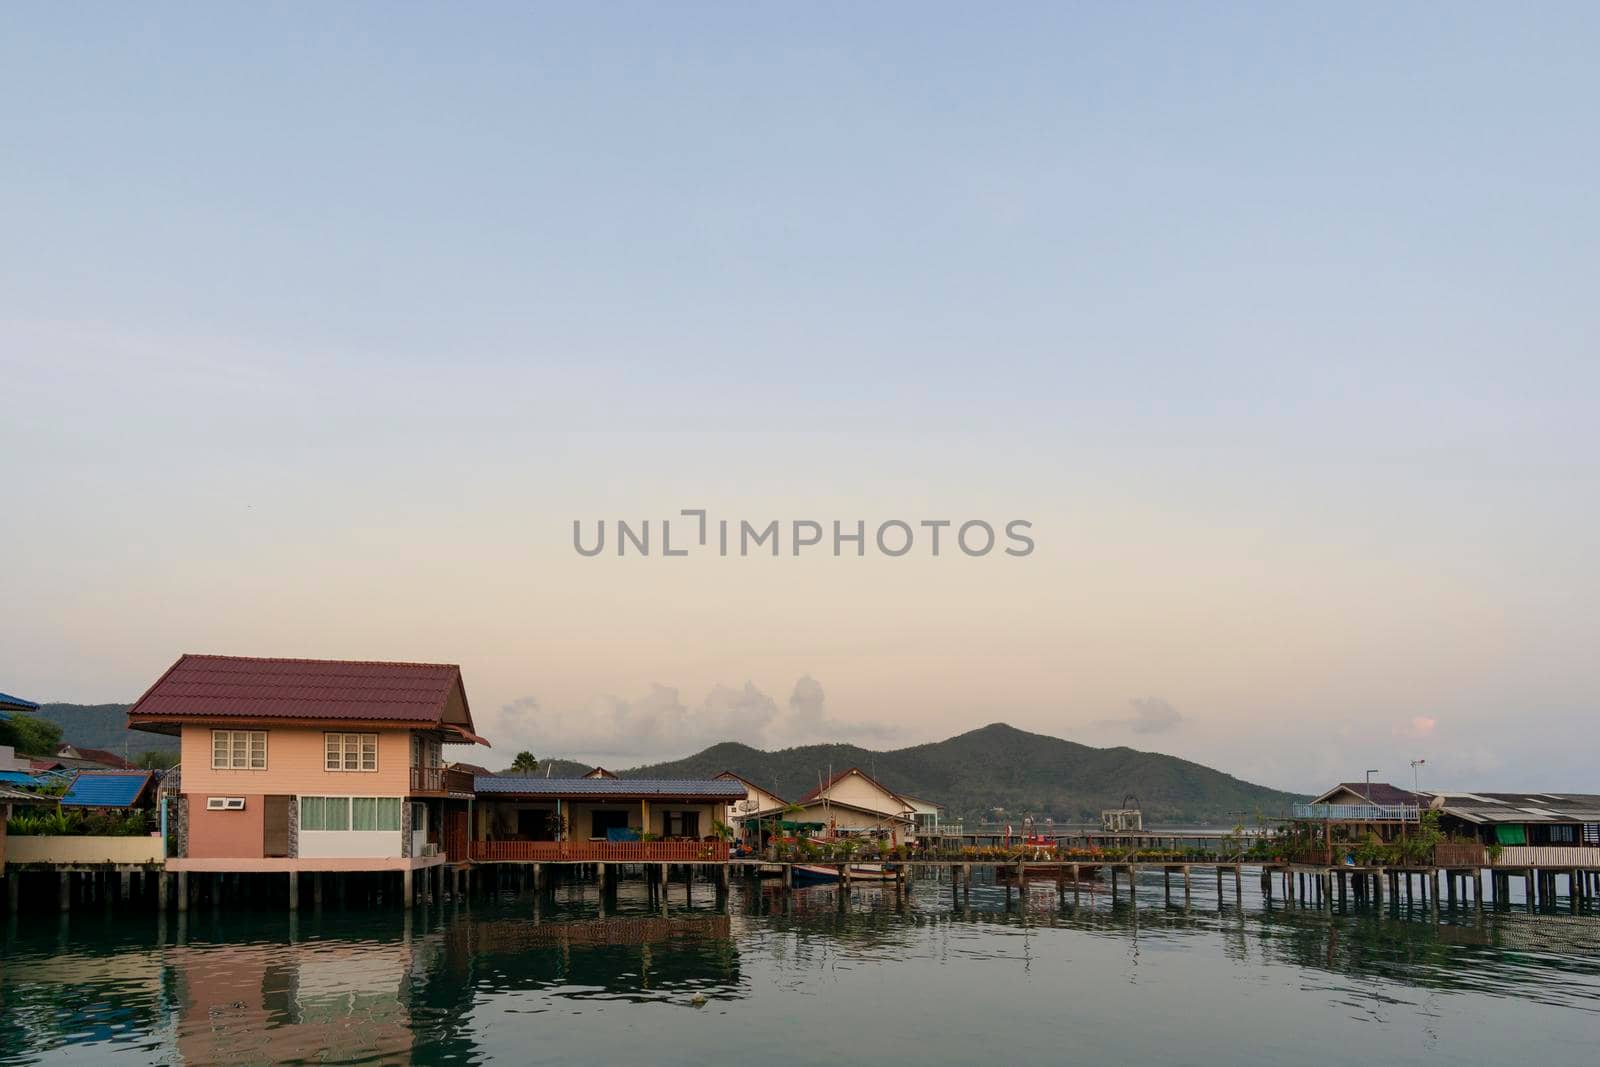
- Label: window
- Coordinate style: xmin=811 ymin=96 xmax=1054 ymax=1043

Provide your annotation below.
xmin=1550 ymin=824 xmax=1577 ymax=844
xmin=301 ymin=796 xmax=345 ymax=831
xmin=325 ymin=733 xmax=378 ymax=771
xmin=211 ymin=730 xmax=267 ymax=770
xmin=665 ymin=811 xmax=701 ymax=838
xmin=205 ymin=797 xmax=246 ymax=811
xmin=352 ymin=797 xmax=402 ymax=831
xmin=590 ymin=810 xmax=630 ymax=839
xmin=410 ymin=733 xmax=441 ymax=769
xmin=301 ymin=796 xmax=399 ymax=832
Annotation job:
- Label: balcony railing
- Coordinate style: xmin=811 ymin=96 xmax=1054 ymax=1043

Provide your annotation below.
xmin=1492 ymin=845 xmax=1600 ymax=868
xmin=411 ymin=766 xmax=476 ymax=795
xmin=1291 ymin=803 xmax=1420 ymax=822
xmin=1433 ymin=842 xmax=1487 ymax=867
xmin=472 ymin=839 xmax=731 ymax=863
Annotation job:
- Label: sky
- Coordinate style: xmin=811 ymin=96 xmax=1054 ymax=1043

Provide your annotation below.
xmin=2 ymin=4 xmax=1597 ymax=793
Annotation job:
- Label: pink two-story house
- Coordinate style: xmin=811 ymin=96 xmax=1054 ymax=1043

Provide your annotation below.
xmin=127 ymin=654 xmax=486 ymax=905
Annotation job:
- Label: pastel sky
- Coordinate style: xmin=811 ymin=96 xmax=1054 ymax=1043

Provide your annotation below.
xmin=3 ymin=4 xmax=1596 ymax=792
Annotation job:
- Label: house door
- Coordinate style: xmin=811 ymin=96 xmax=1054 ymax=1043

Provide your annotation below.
xmin=264 ymin=796 xmax=291 ymax=858
xmin=443 ymin=809 xmax=468 ymax=862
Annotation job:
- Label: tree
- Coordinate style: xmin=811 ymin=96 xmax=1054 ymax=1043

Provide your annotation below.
xmin=510 ymin=751 xmax=539 ymax=773
xmin=137 ymin=750 xmax=180 ymax=770
xmin=0 ymin=714 xmax=62 ymax=758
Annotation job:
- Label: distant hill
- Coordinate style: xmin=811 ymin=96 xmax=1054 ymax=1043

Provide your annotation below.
xmin=590 ymin=723 xmax=1303 ymax=826
xmin=33 ymin=703 xmax=173 ymax=760
xmin=34 ymin=705 xmax=1299 ymax=825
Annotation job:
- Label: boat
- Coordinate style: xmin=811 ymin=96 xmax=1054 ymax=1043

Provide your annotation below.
xmin=791 ymin=863 xmax=899 ymax=885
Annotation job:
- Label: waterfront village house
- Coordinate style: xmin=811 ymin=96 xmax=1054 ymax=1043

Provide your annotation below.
xmin=795 ymin=768 xmax=915 ymax=840
xmin=126 ymin=654 xmax=486 ymax=878
xmin=716 ymin=771 xmax=790 ymax=845
xmin=583 ymin=767 xmax=619 ymax=779
xmin=1425 ymin=792 xmax=1600 ymax=867
xmin=471 ymin=776 xmax=746 ymax=861
xmin=1298 ymin=782 xmax=1424 ymax=840
xmin=898 ymin=793 xmax=947 ymax=837
xmin=1297 ymin=782 xmax=1600 ymax=869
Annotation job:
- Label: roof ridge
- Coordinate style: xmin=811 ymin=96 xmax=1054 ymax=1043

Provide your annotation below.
xmin=180 ymin=653 xmax=461 ymax=670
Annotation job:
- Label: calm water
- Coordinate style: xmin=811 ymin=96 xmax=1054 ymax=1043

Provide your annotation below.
xmin=2 ymin=870 xmax=1597 ymax=1065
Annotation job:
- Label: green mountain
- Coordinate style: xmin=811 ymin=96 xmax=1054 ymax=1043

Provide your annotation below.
xmin=30 ymin=703 xmax=173 ymax=759
xmin=595 ymin=723 xmax=1303 ymax=826
xmin=34 ymin=704 xmax=1299 ymax=825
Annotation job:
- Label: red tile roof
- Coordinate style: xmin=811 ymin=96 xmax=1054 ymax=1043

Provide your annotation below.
xmin=56 ymin=744 xmax=137 ymax=770
xmin=1315 ymin=782 xmax=1419 ymax=806
xmin=127 ymin=655 xmax=482 ymax=742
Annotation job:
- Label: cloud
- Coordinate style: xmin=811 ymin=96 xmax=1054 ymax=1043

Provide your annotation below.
xmin=480 ymin=675 xmax=898 ymax=764
xmin=1098 ymin=697 xmax=1183 ymax=735
xmin=769 ymin=674 xmax=900 ymax=746
xmin=1393 ymin=716 xmax=1437 ymax=740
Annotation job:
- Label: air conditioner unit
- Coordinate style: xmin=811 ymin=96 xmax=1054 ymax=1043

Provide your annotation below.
xmin=206 ymin=797 xmax=246 ymax=811
xmin=421 ymin=843 xmax=440 ymax=857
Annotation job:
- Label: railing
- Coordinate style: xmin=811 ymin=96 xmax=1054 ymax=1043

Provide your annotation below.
xmin=1434 ymin=842 xmax=1487 ymax=867
xmin=411 ymin=767 xmax=476 ymax=794
xmin=1493 ymin=845 xmax=1600 ymax=869
xmin=472 ymin=839 xmax=731 ymax=863
xmin=1291 ymin=803 xmax=1419 ymax=822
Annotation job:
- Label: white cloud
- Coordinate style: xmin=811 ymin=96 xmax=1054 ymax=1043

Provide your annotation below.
xmin=482 ymin=675 xmax=898 ymax=765
xmin=1098 ymin=696 xmax=1183 ymax=736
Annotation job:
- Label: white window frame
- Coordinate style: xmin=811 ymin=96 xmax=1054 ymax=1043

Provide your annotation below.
xmin=324 ymin=732 xmax=379 ymax=772
xmin=205 ymin=796 xmax=246 ymax=811
xmin=211 ymin=730 xmax=267 ymax=770
xmin=300 ymin=795 xmax=402 ymax=832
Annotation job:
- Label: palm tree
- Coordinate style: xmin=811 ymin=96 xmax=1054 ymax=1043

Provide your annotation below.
xmin=511 ymin=751 xmax=538 ymax=773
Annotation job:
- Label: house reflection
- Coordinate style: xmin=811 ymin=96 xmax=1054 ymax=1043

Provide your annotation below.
xmin=166 ymin=938 xmax=422 ymax=1066
xmin=440 ymin=913 xmax=741 ymax=1000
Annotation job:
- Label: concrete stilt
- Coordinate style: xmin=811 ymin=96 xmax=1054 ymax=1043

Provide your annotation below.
xmin=60 ymin=872 xmax=70 ymax=912
xmin=288 ymin=871 xmax=299 ymax=911
xmin=313 ymin=873 xmax=323 ymax=910
xmin=402 ymin=867 xmax=414 ymax=910
xmin=9 ymin=874 xmax=20 ymax=912
xmin=1183 ymin=866 xmax=1192 ymax=908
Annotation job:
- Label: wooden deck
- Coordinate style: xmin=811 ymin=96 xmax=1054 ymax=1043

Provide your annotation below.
xmin=471 ymin=840 xmax=730 ymax=863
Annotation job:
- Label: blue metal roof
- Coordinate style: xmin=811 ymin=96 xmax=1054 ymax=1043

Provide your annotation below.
xmin=474 ymin=776 xmax=747 ymax=799
xmin=0 ymin=692 xmax=40 ymax=711
xmin=0 ymin=771 xmax=46 ymax=786
xmin=60 ymin=771 xmax=154 ymax=808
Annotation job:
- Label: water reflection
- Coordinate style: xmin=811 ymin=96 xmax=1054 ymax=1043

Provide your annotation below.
xmin=3 ymin=872 xmax=1598 ymax=1065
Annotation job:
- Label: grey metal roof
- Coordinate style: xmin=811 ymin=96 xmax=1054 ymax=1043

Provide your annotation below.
xmin=474 ymin=776 xmax=747 ymax=799
xmin=1428 ymin=791 xmax=1600 ymax=824
xmin=0 ymin=783 xmax=52 ymax=804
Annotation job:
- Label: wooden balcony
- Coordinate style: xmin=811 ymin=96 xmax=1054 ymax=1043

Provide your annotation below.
xmin=410 ymin=766 xmax=476 ymax=796
xmin=1492 ymin=845 xmax=1600 ymax=869
xmin=1433 ymin=842 xmax=1487 ymax=867
xmin=471 ymin=839 xmax=730 ymax=863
